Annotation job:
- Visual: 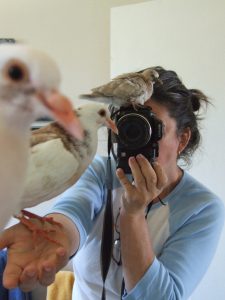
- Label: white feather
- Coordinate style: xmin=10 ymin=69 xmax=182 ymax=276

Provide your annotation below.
xmin=21 ymin=138 xmax=79 ymax=208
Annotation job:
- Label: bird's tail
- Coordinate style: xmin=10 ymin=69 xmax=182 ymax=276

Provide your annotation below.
xmin=79 ymin=94 xmax=113 ymax=104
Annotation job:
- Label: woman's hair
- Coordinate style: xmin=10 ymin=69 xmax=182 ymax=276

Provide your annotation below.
xmin=150 ymin=66 xmax=210 ymax=165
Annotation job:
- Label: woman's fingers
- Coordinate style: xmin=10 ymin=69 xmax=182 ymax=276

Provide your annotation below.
xmin=128 ymin=156 xmax=146 ymax=188
xmin=3 ymin=262 xmax=22 ymax=289
xmin=20 ymin=262 xmax=55 ymax=291
xmin=39 ymin=263 xmax=56 ymax=286
xmin=19 ymin=266 xmax=38 ymax=291
xmin=117 ymin=158 xmax=150 ymax=193
xmin=135 ymin=154 xmax=157 ymax=191
xmin=116 ymin=168 xmax=133 ymax=193
xmin=135 ymin=154 xmax=167 ymax=193
xmin=117 ymin=155 xmax=165 ymax=193
xmin=19 ymin=246 xmax=67 ymax=290
xmin=152 ymin=161 xmax=168 ymax=190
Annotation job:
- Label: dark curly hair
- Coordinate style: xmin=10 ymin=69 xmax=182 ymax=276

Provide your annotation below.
xmin=146 ymin=66 xmax=210 ymax=165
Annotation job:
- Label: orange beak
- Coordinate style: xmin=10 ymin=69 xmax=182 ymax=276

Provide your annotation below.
xmin=37 ymin=91 xmax=84 ymax=140
xmin=105 ymin=117 xmax=118 ymax=135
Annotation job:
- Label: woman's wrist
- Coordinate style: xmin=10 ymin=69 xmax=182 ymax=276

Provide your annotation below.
xmin=120 ymin=206 xmax=146 ymax=223
xmin=119 ymin=205 xmax=154 ymax=292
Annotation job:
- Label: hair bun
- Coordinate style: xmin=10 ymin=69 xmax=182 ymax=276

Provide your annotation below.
xmin=189 ymin=89 xmax=208 ymax=112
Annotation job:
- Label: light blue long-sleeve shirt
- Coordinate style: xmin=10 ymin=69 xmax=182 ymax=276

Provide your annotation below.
xmin=49 ymin=155 xmax=224 ymax=300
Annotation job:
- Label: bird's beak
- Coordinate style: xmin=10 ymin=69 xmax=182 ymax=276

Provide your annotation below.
xmin=105 ymin=117 xmax=118 ymax=135
xmin=37 ymin=91 xmax=84 ymax=140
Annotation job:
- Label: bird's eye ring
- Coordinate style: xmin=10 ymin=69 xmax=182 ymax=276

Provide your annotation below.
xmin=4 ymin=59 xmax=29 ymax=83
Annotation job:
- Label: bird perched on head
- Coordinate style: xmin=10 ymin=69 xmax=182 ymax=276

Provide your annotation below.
xmin=0 ymin=43 xmax=84 ymax=231
xmin=79 ymin=68 xmax=160 ymax=109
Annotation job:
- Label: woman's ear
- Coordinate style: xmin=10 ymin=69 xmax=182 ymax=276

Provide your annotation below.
xmin=177 ymin=127 xmax=191 ymax=155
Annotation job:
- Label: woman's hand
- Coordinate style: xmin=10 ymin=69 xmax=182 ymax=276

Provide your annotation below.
xmin=116 ymin=154 xmax=167 ymax=216
xmin=0 ymin=216 xmax=72 ymax=292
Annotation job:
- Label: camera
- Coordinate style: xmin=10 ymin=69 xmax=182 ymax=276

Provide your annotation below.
xmin=110 ymin=105 xmax=163 ymax=174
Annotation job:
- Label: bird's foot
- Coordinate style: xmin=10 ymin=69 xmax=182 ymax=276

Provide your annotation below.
xmin=14 ymin=210 xmax=63 ymax=247
xmin=131 ymin=101 xmax=142 ymax=111
xmin=21 ymin=209 xmax=63 ymax=228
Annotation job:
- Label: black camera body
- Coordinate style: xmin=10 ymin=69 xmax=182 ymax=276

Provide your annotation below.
xmin=111 ymin=105 xmax=163 ymax=173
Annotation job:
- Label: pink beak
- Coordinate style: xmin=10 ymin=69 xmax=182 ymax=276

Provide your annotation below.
xmin=37 ymin=91 xmax=84 ymax=140
xmin=105 ymin=117 xmax=118 ymax=135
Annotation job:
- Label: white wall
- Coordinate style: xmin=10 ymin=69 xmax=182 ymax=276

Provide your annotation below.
xmin=111 ymin=1 xmax=225 ymax=299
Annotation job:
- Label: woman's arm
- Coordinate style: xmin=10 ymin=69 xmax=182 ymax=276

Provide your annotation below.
xmin=117 ymin=154 xmax=167 ymax=292
xmin=117 ymin=155 xmax=225 ymax=300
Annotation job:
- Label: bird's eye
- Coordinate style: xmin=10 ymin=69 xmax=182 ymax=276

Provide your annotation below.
xmin=4 ymin=59 xmax=29 ymax=83
xmin=98 ymin=109 xmax=106 ymax=117
xmin=8 ymin=65 xmax=24 ymax=81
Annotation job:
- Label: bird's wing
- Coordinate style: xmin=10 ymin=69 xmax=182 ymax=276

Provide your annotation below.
xmin=30 ymin=123 xmax=60 ymax=147
xmin=91 ymin=75 xmax=148 ymax=100
xmin=21 ymin=138 xmax=80 ymax=209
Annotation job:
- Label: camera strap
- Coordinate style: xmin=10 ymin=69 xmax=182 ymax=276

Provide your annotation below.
xmin=100 ymin=129 xmax=114 ymax=300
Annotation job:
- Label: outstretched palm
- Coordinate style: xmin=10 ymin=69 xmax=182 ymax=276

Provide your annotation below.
xmin=0 ymin=219 xmax=69 ymax=291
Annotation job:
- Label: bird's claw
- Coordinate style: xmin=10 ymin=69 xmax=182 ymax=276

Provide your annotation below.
xmin=131 ymin=101 xmax=142 ymax=111
xmin=14 ymin=210 xmax=63 ymax=247
xmin=21 ymin=209 xmax=63 ymax=228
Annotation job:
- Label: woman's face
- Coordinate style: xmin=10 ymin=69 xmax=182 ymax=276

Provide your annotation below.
xmin=145 ymin=100 xmax=181 ymax=174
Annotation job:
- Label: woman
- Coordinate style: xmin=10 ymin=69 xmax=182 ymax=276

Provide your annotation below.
xmin=0 ymin=67 xmax=224 ymax=300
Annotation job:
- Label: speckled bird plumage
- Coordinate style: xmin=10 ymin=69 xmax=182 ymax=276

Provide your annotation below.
xmin=21 ymin=102 xmax=116 ymax=209
xmin=79 ymin=68 xmax=159 ymax=108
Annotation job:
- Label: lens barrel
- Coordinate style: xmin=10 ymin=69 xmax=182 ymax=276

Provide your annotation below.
xmin=117 ymin=113 xmax=152 ymax=149
xmin=111 ymin=105 xmax=163 ymax=173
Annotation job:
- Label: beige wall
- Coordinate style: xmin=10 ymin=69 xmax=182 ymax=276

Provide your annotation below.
xmin=0 ymin=0 xmax=150 ymax=99
xmin=111 ymin=1 xmax=225 ymax=299
xmin=0 ymin=0 xmax=112 ymax=157
xmin=0 ymin=0 xmax=110 ymax=99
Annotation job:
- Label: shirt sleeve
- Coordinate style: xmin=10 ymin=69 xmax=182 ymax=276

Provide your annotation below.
xmin=47 ymin=155 xmax=107 ymax=249
xmin=123 ymin=196 xmax=225 ymax=300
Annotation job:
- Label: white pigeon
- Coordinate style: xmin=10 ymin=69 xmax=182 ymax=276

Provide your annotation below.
xmin=14 ymin=103 xmax=117 ymax=245
xmin=79 ymin=68 xmax=160 ymax=108
xmin=0 ymin=43 xmax=84 ymax=231
xmin=20 ymin=102 xmax=117 ymax=210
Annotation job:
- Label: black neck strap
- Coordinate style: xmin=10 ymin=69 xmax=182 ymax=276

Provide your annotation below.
xmin=100 ymin=129 xmax=114 ymax=300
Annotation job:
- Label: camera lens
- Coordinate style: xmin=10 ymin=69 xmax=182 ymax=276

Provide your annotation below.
xmin=117 ymin=113 xmax=152 ymax=149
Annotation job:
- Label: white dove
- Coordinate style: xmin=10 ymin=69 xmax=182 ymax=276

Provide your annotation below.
xmin=0 ymin=43 xmax=84 ymax=231
xmin=79 ymin=68 xmax=160 ymax=108
xmin=14 ymin=103 xmax=117 ymax=245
